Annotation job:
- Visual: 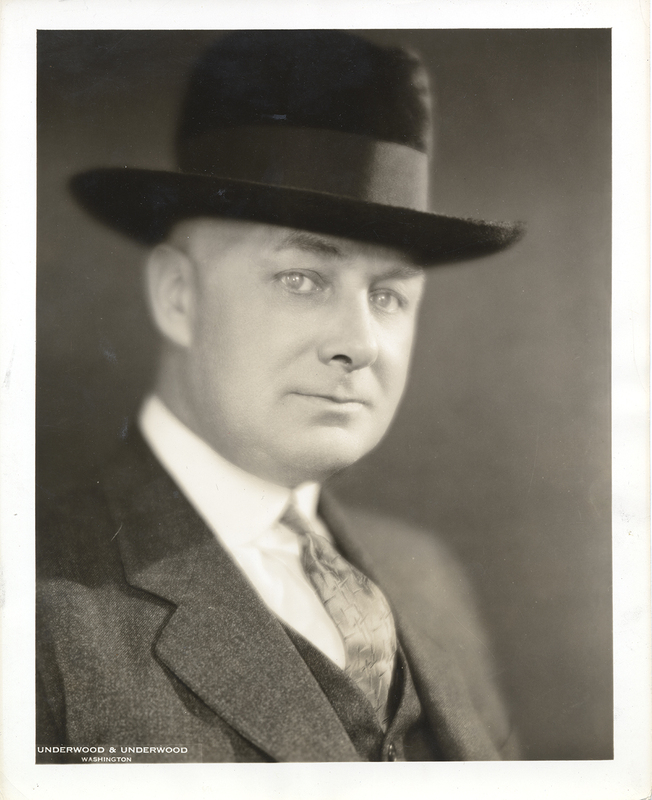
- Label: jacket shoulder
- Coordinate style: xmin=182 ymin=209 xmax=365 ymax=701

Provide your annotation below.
xmin=36 ymin=482 xmax=122 ymax=585
xmin=335 ymin=505 xmax=478 ymax=614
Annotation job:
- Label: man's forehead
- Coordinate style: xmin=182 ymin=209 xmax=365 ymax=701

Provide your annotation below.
xmin=168 ymin=217 xmax=423 ymax=275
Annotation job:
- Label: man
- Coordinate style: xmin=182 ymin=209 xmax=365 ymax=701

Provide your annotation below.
xmin=36 ymin=30 xmax=523 ymax=762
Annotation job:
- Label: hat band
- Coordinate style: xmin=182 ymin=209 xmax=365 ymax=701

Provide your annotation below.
xmin=178 ymin=125 xmax=429 ymax=211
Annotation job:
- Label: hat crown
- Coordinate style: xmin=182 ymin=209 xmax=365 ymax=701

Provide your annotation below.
xmin=177 ymin=31 xmax=432 ymax=157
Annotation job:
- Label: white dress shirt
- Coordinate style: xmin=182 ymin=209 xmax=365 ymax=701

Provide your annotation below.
xmin=138 ymin=394 xmax=346 ymax=669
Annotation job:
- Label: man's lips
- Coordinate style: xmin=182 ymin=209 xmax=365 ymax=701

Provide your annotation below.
xmin=291 ymin=391 xmax=370 ymax=406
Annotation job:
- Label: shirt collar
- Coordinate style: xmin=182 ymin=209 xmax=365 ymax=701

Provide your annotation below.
xmin=138 ymin=394 xmax=321 ymax=547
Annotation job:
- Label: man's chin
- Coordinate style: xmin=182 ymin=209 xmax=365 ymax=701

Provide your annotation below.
xmin=278 ymin=428 xmax=383 ymax=485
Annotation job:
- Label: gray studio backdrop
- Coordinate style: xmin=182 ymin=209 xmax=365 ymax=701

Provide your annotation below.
xmin=37 ymin=29 xmax=612 ymax=760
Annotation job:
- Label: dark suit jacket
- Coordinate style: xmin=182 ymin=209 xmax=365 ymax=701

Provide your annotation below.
xmin=36 ymin=431 xmax=517 ymax=762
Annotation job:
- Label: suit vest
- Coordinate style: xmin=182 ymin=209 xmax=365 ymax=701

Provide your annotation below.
xmin=284 ymin=627 xmax=443 ymax=761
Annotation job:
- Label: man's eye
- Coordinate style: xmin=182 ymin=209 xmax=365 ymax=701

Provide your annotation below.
xmin=370 ymin=290 xmax=402 ymax=313
xmin=279 ymin=272 xmax=320 ymax=293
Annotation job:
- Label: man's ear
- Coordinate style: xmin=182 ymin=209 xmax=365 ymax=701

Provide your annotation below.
xmin=144 ymin=243 xmax=196 ymax=348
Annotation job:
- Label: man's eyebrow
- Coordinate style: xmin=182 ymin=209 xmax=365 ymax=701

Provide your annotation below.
xmin=377 ymin=263 xmax=424 ymax=280
xmin=275 ymin=231 xmax=344 ymax=257
xmin=275 ymin=231 xmax=424 ymax=278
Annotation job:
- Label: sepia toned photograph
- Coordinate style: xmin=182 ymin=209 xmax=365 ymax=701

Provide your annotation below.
xmin=34 ymin=28 xmax=614 ymax=766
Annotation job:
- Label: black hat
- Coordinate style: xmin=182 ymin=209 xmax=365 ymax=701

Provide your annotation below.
xmin=70 ymin=31 xmax=523 ymax=266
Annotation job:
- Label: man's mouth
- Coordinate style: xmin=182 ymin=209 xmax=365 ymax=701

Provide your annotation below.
xmin=292 ymin=392 xmax=369 ymax=406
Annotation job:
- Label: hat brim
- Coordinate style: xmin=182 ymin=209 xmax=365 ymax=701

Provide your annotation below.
xmin=70 ymin=168 xmax=524 ymax=267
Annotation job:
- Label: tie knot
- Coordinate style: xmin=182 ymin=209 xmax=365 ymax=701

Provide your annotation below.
xmin=279 ymin=501 xmax=314 ymax=540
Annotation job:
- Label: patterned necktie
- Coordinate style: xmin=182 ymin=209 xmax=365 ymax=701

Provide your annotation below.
xmin=281 ymin=501 xmax=397 ymax=729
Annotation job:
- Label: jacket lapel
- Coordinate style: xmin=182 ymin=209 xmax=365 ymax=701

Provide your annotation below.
xmin=320 ymin=491 xmax=502 ymax=760
xmin=102 ymin=433 xmax=360 ymax=762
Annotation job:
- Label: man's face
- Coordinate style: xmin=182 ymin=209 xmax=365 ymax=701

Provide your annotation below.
xmin=161 ymin=218 xmax=425 ymax=487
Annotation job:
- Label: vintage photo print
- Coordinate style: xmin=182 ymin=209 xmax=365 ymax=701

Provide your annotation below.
xmin=36 ymin=27 xmax=611 ymax=762
xmin=1 ymin=1 xmax=649 ymax=799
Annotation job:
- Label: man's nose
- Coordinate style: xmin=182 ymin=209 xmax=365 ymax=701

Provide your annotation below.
xmin=317 ymin=295 xmax=379 ymax=370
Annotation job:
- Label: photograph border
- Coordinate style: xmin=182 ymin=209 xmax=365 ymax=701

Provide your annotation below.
xmin=1 ymin=1 xmax=650 ymax=798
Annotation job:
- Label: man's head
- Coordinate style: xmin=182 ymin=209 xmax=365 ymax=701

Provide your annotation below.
xmin=145 ymin=217 xmax=425 ymax=487
xmin=69 ymin=30 xmax=523 ymax=487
